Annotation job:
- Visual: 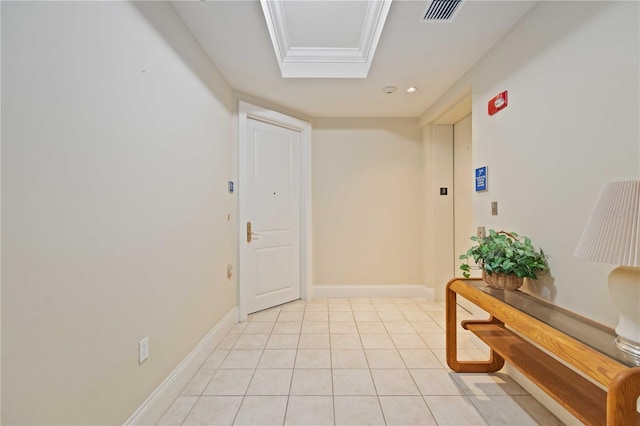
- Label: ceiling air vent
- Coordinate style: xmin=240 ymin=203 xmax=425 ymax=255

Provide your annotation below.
xmin=421 ymin=0 xmax=463 ymax=22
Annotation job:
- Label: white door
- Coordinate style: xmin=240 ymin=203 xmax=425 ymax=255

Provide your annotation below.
xmin=241 ymin=117 xmax=301 ymax=314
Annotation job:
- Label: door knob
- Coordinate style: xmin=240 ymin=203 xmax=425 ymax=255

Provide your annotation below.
xmin=247 ymin=221 xmax=259 ymax=242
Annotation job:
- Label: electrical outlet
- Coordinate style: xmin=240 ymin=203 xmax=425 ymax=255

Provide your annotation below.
xmin=477 ymin=226 xmax=486 ymax=239
xmin=491 ymin=201 xmax=498 ymax=216
xmin=541 ymin=287 xmax=551 ymax=300
xmin=227 ymin=264 xmax=233 ymax=279
xmin=139 ymin=337 xmax=149 ymax=364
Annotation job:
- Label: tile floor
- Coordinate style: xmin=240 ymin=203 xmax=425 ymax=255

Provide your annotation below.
xmin=158 ymin=298 xmax=562 ymax=425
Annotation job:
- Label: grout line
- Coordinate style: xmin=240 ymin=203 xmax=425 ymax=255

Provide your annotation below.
xmin=351 ymin=300 xmax=388 ymax=425
xmin=282 ymin=309 xmax=303 ymax=425
xmin=177 ymin=395 xmax=200 ymax=425
xmin=328 ymin=305 xmax=337 ymax=426
xmin=163 ymin=297 xmax=560 ymax=426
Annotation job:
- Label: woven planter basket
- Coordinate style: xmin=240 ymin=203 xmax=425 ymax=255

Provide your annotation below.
xmin=482 ymin=270 xmax=524 ymax=290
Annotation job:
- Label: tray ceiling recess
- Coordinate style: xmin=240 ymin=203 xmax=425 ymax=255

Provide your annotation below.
xmin=260 ymin=0 xmax=392 ymax=78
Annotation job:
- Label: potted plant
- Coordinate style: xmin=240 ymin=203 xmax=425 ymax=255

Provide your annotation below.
xmin=459 ymin=230 xmax=548 ymax=290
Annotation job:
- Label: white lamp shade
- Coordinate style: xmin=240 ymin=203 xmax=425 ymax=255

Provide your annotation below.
xmin=574 ymin=180 xmax=640 ymax=267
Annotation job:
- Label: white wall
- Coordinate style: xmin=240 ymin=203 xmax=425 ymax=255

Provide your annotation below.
xmin=422 ymin=2 xmax=639 ymax=322
xmin=312 ymin=118 xmax=424 ymax=286
xmin=1 ymin=2 xmax=236 ymax=424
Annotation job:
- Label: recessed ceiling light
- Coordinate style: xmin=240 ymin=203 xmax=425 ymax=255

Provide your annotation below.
xmin=383 ymin=86 xmax=397 ymax=95
xmin=406 ymin=86 xmax=417 ymax=93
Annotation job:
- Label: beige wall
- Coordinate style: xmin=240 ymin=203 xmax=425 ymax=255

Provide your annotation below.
xmin=1 ymin=2 xmax=236 ymax=424
xmin=421 ymin=4 xmax=639 ymax=421
xmin=3 ymin=1 xmax=638 ymax=424
xmin=471 ymin=0 xmax=639 ymax=326
xmin=312 ymin=118 xmax=423 ymax=286
xmin=422 ymin=2 xmax=639 ymax=317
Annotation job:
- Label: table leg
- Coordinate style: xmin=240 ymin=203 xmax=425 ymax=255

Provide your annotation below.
xmin=445 ymin=281 xmax=505 ymax=372
xmin=607 ymin=367 xmax=640 ymax=425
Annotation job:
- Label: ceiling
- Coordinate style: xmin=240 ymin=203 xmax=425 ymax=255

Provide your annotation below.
xmin=170 ymin=0 xmax=536 ymax=118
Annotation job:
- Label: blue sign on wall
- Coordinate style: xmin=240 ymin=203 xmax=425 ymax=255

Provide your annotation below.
xmin=475 ymin=167 xmax=487 ymax=192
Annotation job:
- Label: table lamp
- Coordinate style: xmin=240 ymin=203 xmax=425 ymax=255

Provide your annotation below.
xmin=575 ymin=180 xmax=640 ymax=357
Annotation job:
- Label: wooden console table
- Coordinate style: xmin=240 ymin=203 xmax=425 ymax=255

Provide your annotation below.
xmin=446 ymin=278 xmax=640 ymax=426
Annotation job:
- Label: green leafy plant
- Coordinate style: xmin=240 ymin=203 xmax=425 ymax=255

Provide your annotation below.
xmin=459 ymin=230 xmax=548 ymax=279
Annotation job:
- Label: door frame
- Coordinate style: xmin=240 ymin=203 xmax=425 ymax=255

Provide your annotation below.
xmin=238 ymin=101 xmax=312 ymax=321
xmin=452 ymin=112 xmax=476 ymax=313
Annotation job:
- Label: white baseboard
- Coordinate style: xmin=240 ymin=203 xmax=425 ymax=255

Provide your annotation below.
xmin=124 ymin=307 xmax=239 ymax=425
xmin=312 ymin=284 xmax=434 ymax=301
xmin=468 ymin=330 xmax=577 ymax=424
xmin=504 ymin=365 xmax=577 ymax=425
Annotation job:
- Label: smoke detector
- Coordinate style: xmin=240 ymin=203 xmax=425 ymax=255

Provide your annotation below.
xmin=383 ymin=86 xmax=397 ymax=95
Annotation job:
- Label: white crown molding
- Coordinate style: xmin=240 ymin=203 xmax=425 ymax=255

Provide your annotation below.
xmin=260 ymin=0 xmax=392 ymax=78
xmin=285 ymin=47 xmax=364 ymax=62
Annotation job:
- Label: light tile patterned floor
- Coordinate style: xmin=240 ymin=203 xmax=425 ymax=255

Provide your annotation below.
xmin=158 ymin=298 xmax=562 ymax=425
